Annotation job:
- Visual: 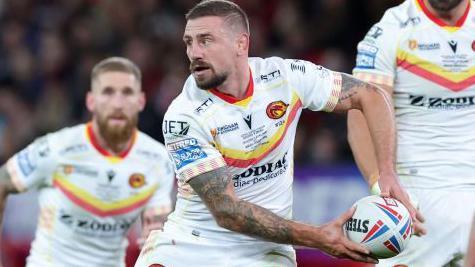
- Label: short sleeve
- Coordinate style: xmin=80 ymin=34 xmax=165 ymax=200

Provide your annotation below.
xmin=352 ymin=14 xmax=400 ymax=86
xmin=145 ymin=154 xmax=175 ymax=212
xmin=6 ymin=135 xmax=57 ymax=192
xmin=282 ymin=59 xmax=341 ymax=112
xmin=163 ymin=110 xmax=226 ymax=183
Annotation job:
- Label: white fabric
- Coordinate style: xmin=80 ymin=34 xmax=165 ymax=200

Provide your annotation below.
xmin=6 ymin=124 xmax=174 ymax=267
xmin=136 ymin=56 xmax=341 ymax=265
xmin=353 ymin=0 xmax=475 ymax=190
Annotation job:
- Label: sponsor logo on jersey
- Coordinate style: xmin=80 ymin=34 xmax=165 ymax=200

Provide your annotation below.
xmin=290 ymin=60 xmax=306 ymax=74
xmin=400 ymin=16 xmax=420 ymax=28
xmin=36 ymin=137 xmax=50 ymax=158
xmin=356 ymin=42 xmax=378 ymax=69
xmin=266 ymin=101 xmax=288 ymax=119
xmin=60 ymin=144 xmax=88 ymax=155
xmin=129 ymin=173 xmax=146 ymax=188
xmin=64 ymin=165 xmax=74 ymax=175
xmin=240 ymin=125 xmax=268 ymax=150
xmin=366 ymin=25 xmax=383 ymax=39
xmin=163 ymin=120 xmax=190 ymax=136
xmin=243 ymin=114 xmax=252 ymax=129
xmin=195 ymin=98 xmax=214 ymax=114
xmin=211 ymin=122 xmax=239 ymax=137
xmin=167 ymin=138 xmax=207 ymax=169
xmin=17 ymin=149 xmax=37 ymax=177
xmin=408 ymin=40 xmax=440 ymax=51
xmin=61 ymin=164 xmax=99 ymax=177
xmin=448 ymin=40 xmax=457 ymax=53
xmin=260 ymin=70 xmax=281 ymax=82
xmin=59 ymin=210 xmax=135 ymax=236
xmin=107 ymin=170 xmax=116 ymax=183
xmin=232 ymin=152 xmax=287 ymax=188
xmin=409 ymin=94 xmax=475 ymax=109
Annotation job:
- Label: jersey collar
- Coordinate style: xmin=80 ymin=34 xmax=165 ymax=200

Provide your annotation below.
xmin=85 ymin=122 xmax=136 ymax=161
xmin=416 ymin=0 xmax=471 ymax=31
xmin=209 ymin=68 xmax=254 ymax=107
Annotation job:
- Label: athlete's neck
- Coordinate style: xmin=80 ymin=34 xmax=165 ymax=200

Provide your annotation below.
xmin=214 ymin=60 xmax=250 ymax=99
xmin=424 ymin=0 xmax=469 ymax=25
xmin=90 ymin=121 xmax=134 ymax=156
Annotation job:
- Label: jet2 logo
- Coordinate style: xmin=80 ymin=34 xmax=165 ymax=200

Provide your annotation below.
xmin=163 ymin=120 xmax=190 ymax=135
xmin=409 ymin=94 xmax=475 ymax=109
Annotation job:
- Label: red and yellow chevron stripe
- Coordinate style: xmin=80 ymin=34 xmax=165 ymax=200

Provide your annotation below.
xmin=215 ymin=91 xmax=302 ymax=168
xmin=397 ymin=49 xmax=475 ymax=92
xmin=53 ymin=174 xmax=157 ymax=217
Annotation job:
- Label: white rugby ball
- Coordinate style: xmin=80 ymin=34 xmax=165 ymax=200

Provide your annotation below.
xmin=345 ymin=195 xmax=412 ymax=259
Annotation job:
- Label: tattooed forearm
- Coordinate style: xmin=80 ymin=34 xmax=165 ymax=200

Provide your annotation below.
xmin=339 ymin=73 xmax=378 ymax=101
xmin=189 ymin=167 xmax=294 ymax=244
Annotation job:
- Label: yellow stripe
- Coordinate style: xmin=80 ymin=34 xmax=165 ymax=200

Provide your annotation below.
xmin=54 ymin=174 xmax=158 ymax=211
xmin=234 ymin=96 xmax=252 ymax=107
xmin=214 ymin=91 xmax=299 ymax=159
xmin=397 ymin=48 xmax=475 ymax=82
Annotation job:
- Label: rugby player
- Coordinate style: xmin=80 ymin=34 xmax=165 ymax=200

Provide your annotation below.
xmin=135 ymin=1 xmax=421 ymax=266
xmin=0 ymin=57 xmax=174 ymax=267
xmin=349 ymin=0 xmax=475 ymax=265
xmin=466 ymin=215 xmax=475 ymax=267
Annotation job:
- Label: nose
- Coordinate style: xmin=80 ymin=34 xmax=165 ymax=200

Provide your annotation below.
xmin=111 ymin=93 xmax=125 ymax=110
xmin=188 ymin=42 xmax=204 ymax=61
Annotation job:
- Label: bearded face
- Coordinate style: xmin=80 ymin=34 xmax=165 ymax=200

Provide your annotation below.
xmin=95 ymin=108 xmax=138 ymax=145
xmin=427 ymin=0 xmax=464 ymax=12
xmin=184 ymin=17 xmax=242 ymax=91
xmin=87 ymin=71 xmax=144 ymax=146
xmin=189 ymin=59 xmax=229 ymax=90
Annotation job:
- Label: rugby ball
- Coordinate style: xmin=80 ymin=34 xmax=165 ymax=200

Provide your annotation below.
xmin=345 ymin=195 xmax=412 ymax=259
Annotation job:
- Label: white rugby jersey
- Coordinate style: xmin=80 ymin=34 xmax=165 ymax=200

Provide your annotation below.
xmin=353 ymin=0 xmax=475 ymax=189
xmin=6 ymin=123 xmax=174 ymax=267
xmin=163 ymin=56 xmax=341 ymax=242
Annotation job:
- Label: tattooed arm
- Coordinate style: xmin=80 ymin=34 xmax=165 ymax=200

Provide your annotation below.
xmin=334 ymin=73 xmax=395 ymax=179
xmin=334 ymin=73 xmax=425 ymax=235
xmin=188 ymin=166 xmax=377 ymax=263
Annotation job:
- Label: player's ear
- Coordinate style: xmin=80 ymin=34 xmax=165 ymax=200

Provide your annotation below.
xmin=236 ymin=33 xmax=249 ymax=56
xmin=86 ymin=90 xmax=95 ymax=112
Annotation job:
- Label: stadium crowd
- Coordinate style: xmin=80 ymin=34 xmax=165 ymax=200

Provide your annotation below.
xmin=0 ymin=0 xmax=399 ymax=166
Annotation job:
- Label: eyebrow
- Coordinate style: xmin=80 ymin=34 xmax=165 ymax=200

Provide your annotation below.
xmin=183 ymin=32 xmax=213 ymax=40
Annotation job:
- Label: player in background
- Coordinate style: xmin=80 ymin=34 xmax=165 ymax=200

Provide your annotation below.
xmin=466 ymin=215 xmax=475 ymax=267
xmin=0 ymin=57 xmax=175 ymax=267
xmin=349 ymin=0 xmax=474 ymax=265
xmin=134 ymin=1 xmax=423 ymax=266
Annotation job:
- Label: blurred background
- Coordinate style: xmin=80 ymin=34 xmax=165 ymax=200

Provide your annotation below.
xmin=0 ymin=0 xmax=403 ymax=266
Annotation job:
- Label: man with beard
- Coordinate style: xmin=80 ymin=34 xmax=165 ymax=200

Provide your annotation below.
xmin=349 ymin=0 xmax=475 ymax=265
xmin=134 ymin=1 xmax=424 ymax=266
xmin=0 ymin=57 xmax=174 ymax=267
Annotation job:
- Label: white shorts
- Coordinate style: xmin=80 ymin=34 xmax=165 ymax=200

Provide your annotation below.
xmin=378 ymin=188 xmax=475 ymax=267
xmin=134 ymin=223 xmax=296 ymax=267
